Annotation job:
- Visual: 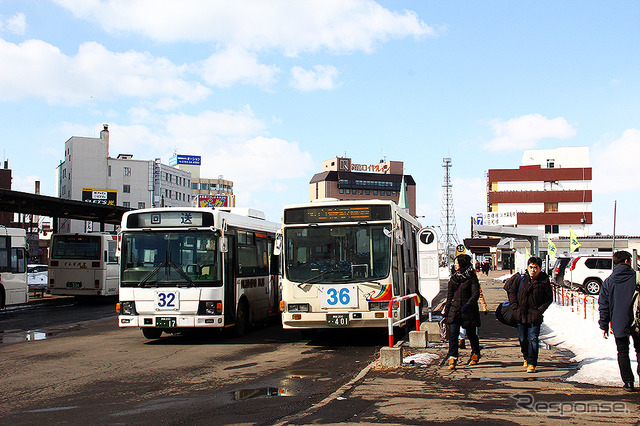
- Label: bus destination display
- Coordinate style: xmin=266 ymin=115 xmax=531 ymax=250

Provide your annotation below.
xmin=128 ymin=211 xmax=212 ymax=228
xmin=284 ymin=205 xmax=391 ymax=224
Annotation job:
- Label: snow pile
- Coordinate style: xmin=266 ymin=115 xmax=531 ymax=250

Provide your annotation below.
xmin=403 ymin=353 xmax=440 ymax=367
xmin=542 ymin=303 xmax=639 ymax=386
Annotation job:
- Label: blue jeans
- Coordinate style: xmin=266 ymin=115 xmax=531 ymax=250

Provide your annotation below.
xmin=517 ymin=323 xmax=541 ymax=366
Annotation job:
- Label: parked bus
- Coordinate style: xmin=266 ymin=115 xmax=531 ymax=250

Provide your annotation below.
xmin=0 ymin=226 xmax=28 ymax=308
xmin=117 ymin=207 xmax=280 ymax=339
xmin=48 ymin=233 xmax=119 ymax=297
xmin=279 ymin=199 xmax=421 ymax=330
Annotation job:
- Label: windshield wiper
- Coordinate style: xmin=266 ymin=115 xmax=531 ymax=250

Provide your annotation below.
xmin=297 ymin=267 xmax=350 ymax=287
xmin=139 ymin=260 xmax=194 ymax=287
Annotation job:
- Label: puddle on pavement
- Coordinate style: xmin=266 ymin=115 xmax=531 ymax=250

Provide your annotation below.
xmin=232 ymin=387 xmax=290 ymax=401
xmin=287 ymin=369 xmax=328 ymax=378
xmin=0 ymin=325 xmax=85 ymax=346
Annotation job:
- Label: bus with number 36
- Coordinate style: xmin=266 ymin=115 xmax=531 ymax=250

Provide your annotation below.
xmin=278 ymin=199 xmax=421 ymax=331
xmin=116 ymin=207 xmax=280 ymax=339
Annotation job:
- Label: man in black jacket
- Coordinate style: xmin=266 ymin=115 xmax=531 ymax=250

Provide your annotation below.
xmin=504 ymin=256 xmax=553 ymax=373
xmin=598 ymin=250 xmax=640 ymax=392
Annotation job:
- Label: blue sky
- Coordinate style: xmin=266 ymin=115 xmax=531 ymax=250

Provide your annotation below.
xmin=1 ymin=1 xmax=639 ymax=237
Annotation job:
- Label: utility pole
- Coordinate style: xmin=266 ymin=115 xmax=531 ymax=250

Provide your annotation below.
xmin=440 ymin=158 xmax=460 ymax=264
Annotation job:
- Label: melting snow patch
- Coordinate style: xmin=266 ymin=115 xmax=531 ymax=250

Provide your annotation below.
xmin=403 ymin=353 xmax=440 ymax=367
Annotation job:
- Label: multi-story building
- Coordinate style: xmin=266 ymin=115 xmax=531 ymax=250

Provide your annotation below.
xmin=170 ymin=154 xmax=235 ymax=208
xmin=56 ymin=125 xmax=191 ymax=233
xmin=486 ymin=146 xmax=592 ymax=238
xmin=309 ymin=157 xmax=416 ymax=216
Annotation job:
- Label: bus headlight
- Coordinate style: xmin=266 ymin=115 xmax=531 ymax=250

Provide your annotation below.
xmin=119 ymin=301 xmax=137 ymax=315
xmin=368 ymin=302 xmax=388 ymax=311
xmin=287 ymin=303 xmax=310 ymax=313
xmin=199 ymin=301 xmax=223 ymax=315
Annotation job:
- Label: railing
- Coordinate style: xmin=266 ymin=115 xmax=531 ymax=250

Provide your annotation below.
xmin=387 ymin=293 xmax=421 ymax=348
xmin=553 ymin=284 xmax=599 ymax=323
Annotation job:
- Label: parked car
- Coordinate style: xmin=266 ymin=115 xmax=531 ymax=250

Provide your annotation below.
xmin=550 ymin=256 xmax=571 ymax=287
xmin=563 ymin=256 xmax=612 ymax=295
xmin=27 ymin=264 xmax=48 ymax=292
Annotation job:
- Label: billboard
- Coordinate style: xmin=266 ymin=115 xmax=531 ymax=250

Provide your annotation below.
xmin=196 ymin=195 xmax=229 ymax=208
xmin=475 ymin=211 xmax=517 ymax=226
xmin=82 ymin=188 xmax=117 ymax=206
xmin=169 ymin=155 xmax=201 ymax=166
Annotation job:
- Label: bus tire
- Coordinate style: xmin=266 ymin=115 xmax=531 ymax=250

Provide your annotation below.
xmin=235 ymin=300 xmax=250 ymax=337
xmin=142 ymin=327 xmax=162 ymax=339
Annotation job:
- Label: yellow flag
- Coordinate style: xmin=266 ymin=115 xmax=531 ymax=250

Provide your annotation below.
xmin=526 ymin=248 xmax=530 ymax=260
xmin=548 ymin=238 xmax=557 ymax=258
xmin=569 ymin=228 xmax=581 ymax=253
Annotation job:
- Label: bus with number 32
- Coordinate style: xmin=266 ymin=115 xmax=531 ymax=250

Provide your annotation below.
xmin=278 ymin=199 xmax=421 ymax=330
xmin=117 ymin=207 xmax=280 ymax=339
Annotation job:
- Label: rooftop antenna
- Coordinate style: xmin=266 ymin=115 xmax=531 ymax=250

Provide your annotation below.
xmin=440 ymin=157 xmax=460 ymax=263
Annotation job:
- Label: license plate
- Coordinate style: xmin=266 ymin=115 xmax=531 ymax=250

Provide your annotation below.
xmin=326 ymin=314 xmax=350 ymax=327
xmin=156 ymin=317 xmax=177 ymax=328
xmin=66 ymin=282 xmax=81 ymax=288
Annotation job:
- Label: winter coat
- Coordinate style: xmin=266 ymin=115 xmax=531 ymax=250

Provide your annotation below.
xmin=444 ymin=266 xmax=481 ymax=328
xmin=504 ymin=271 xmax=553 ymax=325
xmin=598 ymin=264 xmax=637 ymax=338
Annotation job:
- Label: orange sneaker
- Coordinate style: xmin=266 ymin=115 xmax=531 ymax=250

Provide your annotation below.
xmin=448 ymin=358 xmax=457 ymax=370
xmin=527 ymin=364 xmax=536 ymax=373
xmin=523 ymin=360 xmax=528 ymax=367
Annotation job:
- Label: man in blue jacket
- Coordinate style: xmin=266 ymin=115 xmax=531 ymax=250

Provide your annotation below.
xmin=598 ymin=250 xmax=640 ymax=392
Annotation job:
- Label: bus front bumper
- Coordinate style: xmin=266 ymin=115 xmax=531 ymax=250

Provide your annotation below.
xmin=282 ymin=311 xmax=392 ymax=329
xmin=118 ymin=315 xmax=225 ymax=328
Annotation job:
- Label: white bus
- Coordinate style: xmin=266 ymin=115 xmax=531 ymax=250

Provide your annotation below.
xmin=279 ymin=199 xmax=421 ymax=330
xmin=0 ymin=227 xmax=28 ymax=308
xmin=48 ymin=233 xmax=119 ymax=297
xmin=117 ymin=207 xmax=280 ymax=339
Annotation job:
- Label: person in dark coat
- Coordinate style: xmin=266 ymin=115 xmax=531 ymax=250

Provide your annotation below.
xmin=598 ymin=250 xmax=640 ymax=392
xmin=444 ymin=254 xmax=481 ymax=370
xmin=504 ymin=256 xmax=553 ymax=373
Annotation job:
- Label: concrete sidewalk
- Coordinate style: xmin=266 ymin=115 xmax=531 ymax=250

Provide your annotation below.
xmin=280 ymin=272 xmax=639 ymax=424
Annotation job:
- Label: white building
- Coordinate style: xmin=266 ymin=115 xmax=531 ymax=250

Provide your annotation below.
xmin=55 ymin=125 xmax=191 ymax=233
xmin=486 ymin=146 xmax=592 ymax=238
xmin=170 ymin=154 xmax=235 ymax=208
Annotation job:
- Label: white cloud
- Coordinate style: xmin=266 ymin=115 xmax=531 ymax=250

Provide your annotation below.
xmin=483 ymin=114 xmax=576 ymax=152
xmin=0 ymin=39 xmax=209 ymax=106
xmin=0 ymin=13 xmax=27 ymax=35
xmin=200 ymin=46 xmax=279 ymax=88
xmin=592 ymin=129 xmax=640 ymax=195
xmin=53 ymin=0 xmax=435 ymax=54
xmin=290 ymin=65 xmax=340 ymax=91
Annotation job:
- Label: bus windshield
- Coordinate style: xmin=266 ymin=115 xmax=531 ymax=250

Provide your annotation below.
xmin=285 ymin=224 xmax=390 ymax=283
xmin=120 ymin=231 xmax=221 ymax=287
xmin=51 ymin=235 xmax=101 ymax=260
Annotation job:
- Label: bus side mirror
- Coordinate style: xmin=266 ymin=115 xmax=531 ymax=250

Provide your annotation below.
xmin=219 ymin=236 xmax=228 ymax=253
xmin=273 ymin=234 xmax=282 ymax=256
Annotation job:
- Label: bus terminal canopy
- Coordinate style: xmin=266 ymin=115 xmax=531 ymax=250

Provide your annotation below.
xmin=0 ymin=188 xmax=130 ymax=231
xmin=472 ymin=224 xmax=545 ymax=256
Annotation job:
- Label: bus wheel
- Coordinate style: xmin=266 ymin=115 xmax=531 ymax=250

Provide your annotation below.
xmin=142 ymin=328 xmax=162 ymax=339
xmin=235 ymin=300 xmax=250 ymax=337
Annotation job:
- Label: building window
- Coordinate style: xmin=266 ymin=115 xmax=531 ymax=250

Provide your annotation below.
xmin=123 ymin=201 xmax=130 ymax=208
xmin=138 ymin=202 xmax=145 ymax=209
xmin=545 ymin=225 xmax=559 ymax=234
xmin=107 ymin=166 xmax=111 ymax=177
xmin=339 ymin=189 xmax=344 ymax=194
xmin=345 ymin=189 xmax=350 ymax=194
xmin=373 ymin=190 xmax=378 ymax=195
xmin=547 ymin=159 xmax=555 ymax=168
xmin=123 ymin=184 xmax=130 ymax=193
xmin=358 ymin=190 xmax=363 ymax=195
xmin=544 ymin=202 xmax=558 ymax=212
xmin=393 ymin=191 xmax=397 ymax=196
xmin=366 ymin=190 xmax=370 ymax=195
xmin=191 ymin=183 xmax=198 ymax=189
xmin=123 ymin=167 xmax=131 ymax=176
xmin=387 ymin=191 xmax=391 ymax=196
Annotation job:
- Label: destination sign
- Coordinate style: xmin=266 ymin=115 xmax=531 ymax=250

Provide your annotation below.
xmin=127 ymin=211 xmax=213 ymax=228
xmin=284 ymin=205 xmax=391 ymax=224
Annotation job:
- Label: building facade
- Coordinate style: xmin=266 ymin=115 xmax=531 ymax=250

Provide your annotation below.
xmin=170 ymin=154 xmax=235 ymax=207
xmin=309 ymin=157 xmax=416 ymax=217
xmin=56 ymin=125 xmax=191 ymax=233
xmin=486 ymin=146 xmax=592 ymax=238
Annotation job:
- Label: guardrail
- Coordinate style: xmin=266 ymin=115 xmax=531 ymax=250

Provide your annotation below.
xmin=553 ymin=284 xmax=599 ymax=323
xmin=387 ymin=293 xmax=421 ymax=348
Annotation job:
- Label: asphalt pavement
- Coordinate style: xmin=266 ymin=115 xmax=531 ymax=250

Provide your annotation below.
xmin=278 ymin=270 xmax=640 ymax=425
